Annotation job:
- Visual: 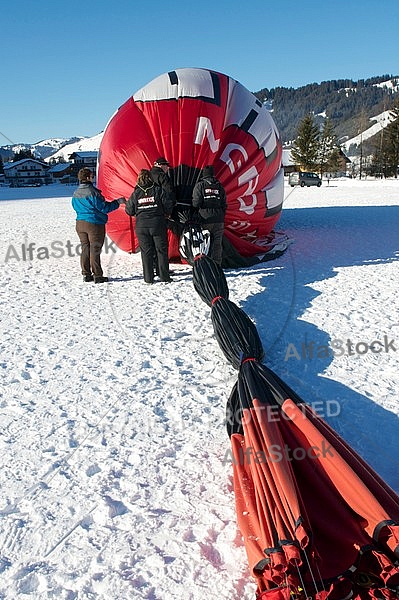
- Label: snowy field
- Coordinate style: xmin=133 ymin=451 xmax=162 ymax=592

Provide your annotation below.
xmin=0 ymin=178 xmax=398 ymax=599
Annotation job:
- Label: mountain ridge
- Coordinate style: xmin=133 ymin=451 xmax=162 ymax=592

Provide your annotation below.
xmin=1 ymin=74 xmax=398 ymax=162
xmin=254 ymin=73 xmax=399 ymax=147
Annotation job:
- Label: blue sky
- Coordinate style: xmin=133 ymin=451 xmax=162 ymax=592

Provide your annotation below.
xmin=2 ymin=0 xmax=399 ymax=144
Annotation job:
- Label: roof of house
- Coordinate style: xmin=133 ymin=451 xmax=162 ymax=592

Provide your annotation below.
xmin=4 ymin=158 xmax=48 ymax=170
xmin=68 ymin=151 xmax=98 ymax=159
xmin=47 ymin=162 xmax=72 ymax=173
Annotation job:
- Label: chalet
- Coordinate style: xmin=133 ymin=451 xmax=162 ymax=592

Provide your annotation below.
xmin=47 ymin=162 xmax=74 ymax=183
xmin=282 ymin=148 xmax=296 ymax=174
xmin=68 ymin=151 xmax=97 ymax=170
xmin=334 ymin=148 xmax=352 ymax=176
xmin=281 ymin=146 xmax=351 ymax=177
xmin=67 ymin=151 xmax=98 ymax=181
xmin=4 ymin=159 xmax=50 ymax=187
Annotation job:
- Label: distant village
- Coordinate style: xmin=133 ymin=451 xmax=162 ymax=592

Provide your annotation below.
xmin=0 ymin=148 xmax=352 ymax=189
xmin=0 ymin=152 xmax=97 ymax=187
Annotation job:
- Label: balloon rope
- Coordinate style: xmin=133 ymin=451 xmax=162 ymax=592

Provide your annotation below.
xmin=310 ymin=553 xmax=326 ymax=595
xmin=302 ymin=549 xmax=324 ymax=597
xmin=292 ymin=559 xmax=311 ymax=599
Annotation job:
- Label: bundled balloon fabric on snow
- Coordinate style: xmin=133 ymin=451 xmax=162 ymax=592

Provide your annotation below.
xmin=189 ymin=249 xmax=399 ymax=599
xmin=97 ymin=65 xmax=399 ymax=597
xmin=97 ymin=67 xmax=286 ymax=266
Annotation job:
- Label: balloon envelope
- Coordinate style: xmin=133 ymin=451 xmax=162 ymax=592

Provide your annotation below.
xmin=98 ymin=67 xmax=284 ymax=259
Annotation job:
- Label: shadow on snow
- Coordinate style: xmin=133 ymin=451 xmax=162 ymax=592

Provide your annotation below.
xmin=235 ymin=205 xmax=399 ymax=491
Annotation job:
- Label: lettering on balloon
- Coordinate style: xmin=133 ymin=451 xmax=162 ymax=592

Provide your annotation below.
xmin=194 ymin=117 xmax=220 ymax=153
xmin=219 ymin=143 xmax=248 ymax=173
xmin=194 ymin=119 xmax=260 ymax=216
xmin=237 ymin=166 xmax=259 ymax=215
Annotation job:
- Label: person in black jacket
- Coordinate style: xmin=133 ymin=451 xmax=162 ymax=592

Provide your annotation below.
xmin=150 ymin=157 xmax=176 ymax=205
xmin=192 ymin=165 xmax=227 ymax=265
xmin=125 ymin=169 xmax=174 ymax=284
xmin=150 ymin=156 xmax=176 ymax=276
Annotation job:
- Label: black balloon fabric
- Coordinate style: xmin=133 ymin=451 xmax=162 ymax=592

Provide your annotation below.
xmin=188 ymin=242 xmax=399 ymax=600
xmin=226 ymin=360 xmax=306 ymax=437
xmin=192 ymin=255 xmax=229 ymax=306
xmin=210 ymin=297 xmax=264 ymax=369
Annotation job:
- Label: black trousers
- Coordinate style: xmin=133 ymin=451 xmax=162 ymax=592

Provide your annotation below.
xmin=136 ymin=225 xmax=169 ymax=283
xmin=205 ymin=222 xmax=224 ymax=266
xmin=76 ymin=220 xmax=106 ymax=277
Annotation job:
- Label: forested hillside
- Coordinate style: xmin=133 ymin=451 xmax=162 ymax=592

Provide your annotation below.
xmin=255 ymin=74 xmax=399 ymax=144
xmin=2 ymin=75 xmax=398 ymax=163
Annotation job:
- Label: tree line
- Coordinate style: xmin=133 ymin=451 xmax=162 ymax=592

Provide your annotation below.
xmin=290 ymin=98 xmax=399 ymax=178
xmin=255 ymin=74 xmax=399 ymax=144
xmin=369 ymin=100 xmax=399 ymax=177
xmin=290 ymin=116 xmax=342 ymax=175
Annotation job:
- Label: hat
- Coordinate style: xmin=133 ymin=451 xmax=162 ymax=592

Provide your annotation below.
xmin=154 ymin=157 xmax=170 ymax=166
xmin=202 ymin=165 xmax=214 ymax=178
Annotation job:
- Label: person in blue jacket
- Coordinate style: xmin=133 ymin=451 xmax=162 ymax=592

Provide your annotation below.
xmin=71 ymin=167 xmax=126 ymax=283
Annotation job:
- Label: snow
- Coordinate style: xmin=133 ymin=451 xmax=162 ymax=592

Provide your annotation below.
xmin=374 ymin=78 xmax=399 ymax=92
xmin=1 ymin=140 xmax=86 ymax=162
xmin=343 ymin=109 xmax=395 ymax=152
xmin=0 ymin=178 xmax=398 ymax=599
xmin=47 ymin=134 xmax=104 ymax=163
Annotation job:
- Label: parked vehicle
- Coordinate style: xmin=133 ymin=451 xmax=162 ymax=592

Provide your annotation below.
xmin=289 ymin=172 xmax=322 ymax=187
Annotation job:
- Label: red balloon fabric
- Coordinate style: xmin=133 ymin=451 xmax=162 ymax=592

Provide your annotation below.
xmin=97 ymin=67 xmax=283 ymax=259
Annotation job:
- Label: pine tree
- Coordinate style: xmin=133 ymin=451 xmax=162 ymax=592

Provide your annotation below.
xmin=371 ymin=99 xmax=399 ymax=177
xmin=12 ymin=149 xmax=34 ymax=162
xmin=318 ymin=118 xmax=337 ymax=176
xmin=327 ymin=147 xmax=344 ymax=174
xmin=0 ymin=155 xmax=4 ymax=175
xmin=291 ymin=114 xmax=320 ymax=171
xmin=369 ymin=147 xmax=386 ymax=177
xmin=384 ymin=99 xmax=399 ymax=178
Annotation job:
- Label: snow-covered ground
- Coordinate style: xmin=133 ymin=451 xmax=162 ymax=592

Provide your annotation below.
xmin=0 ymin=178 xmax=398 ymax=599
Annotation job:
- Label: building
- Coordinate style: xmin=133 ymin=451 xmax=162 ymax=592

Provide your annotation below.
xmin=282 ymin=148 xmax=296 ymax=174
xmin=68 ymin=151 xmax=97 ymax=170
xmin=47 ymin=162 xmax=75 ymax=184
xmin=67 ymin=151 xmax=98 ymax=181
xmin=4 ymin=159 xmax=50 ymax=187
xmin=281 ymin=146 xmax=351 ymax=177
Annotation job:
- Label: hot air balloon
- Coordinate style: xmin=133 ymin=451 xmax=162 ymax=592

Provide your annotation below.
xmin=97 ymin=67 xmax=284 ymax=265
